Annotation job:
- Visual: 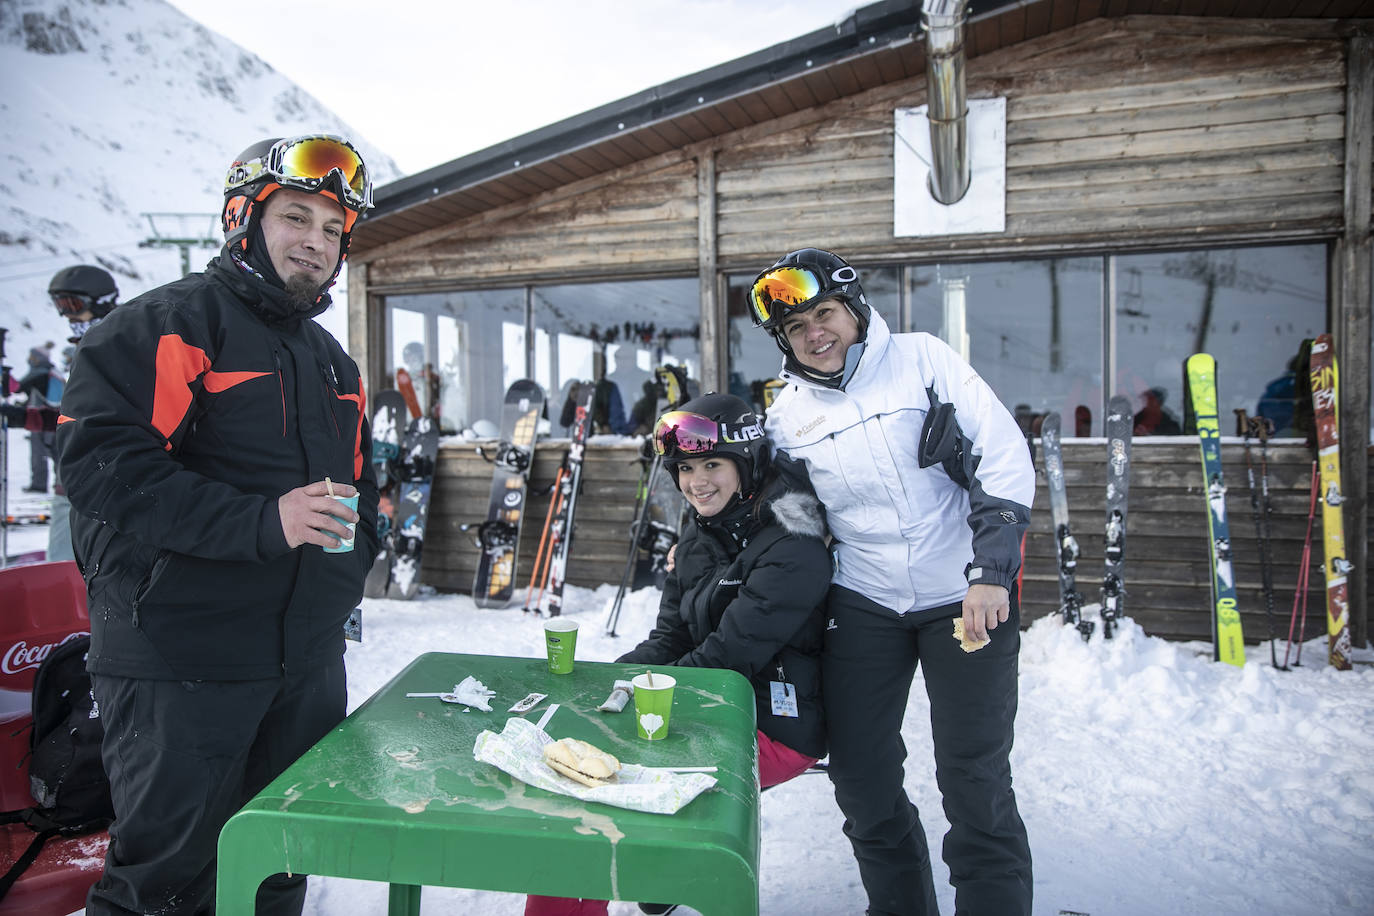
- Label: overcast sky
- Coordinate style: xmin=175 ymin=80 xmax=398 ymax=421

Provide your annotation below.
xmin=164 ymin=0 xmax=868 ymax=176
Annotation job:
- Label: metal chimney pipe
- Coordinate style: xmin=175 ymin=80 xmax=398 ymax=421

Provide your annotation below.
xmin=921 ymin=0 xmax=971 ymax=205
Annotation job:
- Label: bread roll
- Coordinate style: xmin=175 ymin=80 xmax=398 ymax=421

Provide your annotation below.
xmin=952 ymin=618 xmax=991 ymax=653
xmin=542 ymin=737 xmax=622 ymax=787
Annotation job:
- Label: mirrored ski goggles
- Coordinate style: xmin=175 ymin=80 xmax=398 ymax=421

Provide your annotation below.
xmin=51 ymin=292 xmax=94 ymax=317
xmin=228 ymin=135 xmax=373 ymax=212
xmin=652 ymin=411 xmax=722 ymax=457
xmin=748 ymin=265 xmax=825 ymax=329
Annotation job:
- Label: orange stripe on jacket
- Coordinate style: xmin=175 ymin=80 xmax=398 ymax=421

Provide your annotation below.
xmin=336 ymin=388 xmax=366 ymax=480
xmin=204 ymin=369 xmax=271 ymax=393
xmin=152 ymin=335 xmax=212 ymax=450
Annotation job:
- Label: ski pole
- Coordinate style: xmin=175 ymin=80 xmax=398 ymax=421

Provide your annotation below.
xmin=1255 ymin=416 xmax=1280 ymax=667
xmin=529 ymin=483 xmax=568 ymax=616
xmin=1236 ymin=410 xmax=1280 ymax=668
xmin=0 ymin=327 xmax=10 ymax=569
xmin=521 ymin=464 xmax=566 ymax=614
xmin=1284 ymin=461 xmax=1319 ymax=668
xmin=605 ymin=453 xmax=662 ymax=636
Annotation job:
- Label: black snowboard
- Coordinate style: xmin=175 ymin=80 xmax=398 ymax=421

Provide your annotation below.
xmin=364 ymin=389 xmax=407 ymax=598
xmin=473 ymin=379 xmax=545 ymax=608
xmin=385 ymin=415 xmax=440 ymax=600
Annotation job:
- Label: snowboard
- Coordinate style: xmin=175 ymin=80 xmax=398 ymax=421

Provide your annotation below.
xmin=363 ymin=389 xmax=407 ymax=598
xmin=1308 ymin=334 xmax=1352 ymax=670
xmin=1041 ymin=412 xmax=1089 ymax=638
xmin=539 ymin=382 xmax=595 ymax=616
xmin=1185 ymin=353 xmax=1244 ymax=666
xmin=385 ymin=416 xmax=440 ymax=600
xmin=473 ymin=379 xmax=545 ymax=608
xmin=1099 ymin=395 xmax=1132 ymax=639
xmin=396 ymin=366 xmax=422 ymax=420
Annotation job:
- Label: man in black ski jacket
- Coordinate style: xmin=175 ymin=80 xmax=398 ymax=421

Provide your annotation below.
xmin=57 ymin=134 xmax=379 ymax=916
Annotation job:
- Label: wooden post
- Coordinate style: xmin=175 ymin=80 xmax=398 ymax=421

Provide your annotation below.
xmin=347 ymin=261 xmax=381 ymax=396
xmin=1337 ymin=33 xmax=1371 ymax=649
xmin=697 ymin=151 xmax=724 ymax=392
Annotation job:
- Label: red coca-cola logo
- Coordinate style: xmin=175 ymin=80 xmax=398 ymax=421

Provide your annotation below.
xmin=1 ymin=632 xmax=88 ymax=675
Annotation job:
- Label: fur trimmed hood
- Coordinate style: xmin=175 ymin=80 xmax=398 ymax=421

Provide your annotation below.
xmin=765 ymin=490 xmax=826 ymax=541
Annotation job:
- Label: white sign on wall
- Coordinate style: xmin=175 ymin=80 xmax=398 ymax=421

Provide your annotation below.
xmin=893 ymin=96 xmax=1007 ymax=237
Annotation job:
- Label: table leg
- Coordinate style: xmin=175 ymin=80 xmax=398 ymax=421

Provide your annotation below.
xmin=387 ymin=883 xmax=423 ymax=915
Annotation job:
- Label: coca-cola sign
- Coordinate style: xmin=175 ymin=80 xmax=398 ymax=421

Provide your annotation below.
xmin=2 ymin=632 xmax=88 ymax=675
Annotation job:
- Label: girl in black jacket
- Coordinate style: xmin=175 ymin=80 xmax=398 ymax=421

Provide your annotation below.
xmin=528 ymin=393 xmax=830 ymax=916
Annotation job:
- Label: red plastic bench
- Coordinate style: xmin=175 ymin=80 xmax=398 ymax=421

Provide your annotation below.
xmin=1 ymin=561 xmax=109 ymax=914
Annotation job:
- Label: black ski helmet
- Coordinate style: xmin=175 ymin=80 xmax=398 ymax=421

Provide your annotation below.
xmin=48 ymin=265 xmax=118 ymax=319
xmin=654 ymin=392 xmax=770 ymax=498
xmin=221 ymin=133 xmax=373 ymax=288
xmin=748 ymin=248 xmax=872 ymax=388
xmin=748 ymin=248 xmax=871 ymax=338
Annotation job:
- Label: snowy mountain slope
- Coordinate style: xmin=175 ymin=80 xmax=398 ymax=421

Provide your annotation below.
xmin=0 ymin=0 xmax=401 ymax=368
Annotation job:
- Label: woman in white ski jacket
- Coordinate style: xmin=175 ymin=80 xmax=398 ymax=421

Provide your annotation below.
xmin=749 ymin=248 xmax=1035 ymax=916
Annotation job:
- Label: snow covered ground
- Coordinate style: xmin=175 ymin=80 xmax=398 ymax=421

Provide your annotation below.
xmin=4 ymin=426 xmax=1373 ymax=916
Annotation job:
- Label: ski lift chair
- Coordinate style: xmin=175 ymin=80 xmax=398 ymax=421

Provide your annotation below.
xmin=0 ymin=561 xmax=109 ymax=914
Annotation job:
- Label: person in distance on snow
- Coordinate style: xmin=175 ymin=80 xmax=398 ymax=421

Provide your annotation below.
xmin=0 ymin=265 xmax=122 ymax=561
xmin=527 ymin=392 xmax=830 ymax=916
xmin=748 ymin=248 xmax=1036 ymax=916
xmin=57 ymin=133 xmax=380 ymax=916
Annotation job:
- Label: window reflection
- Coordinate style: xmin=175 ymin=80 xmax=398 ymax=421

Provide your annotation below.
xmin=385 ymin=288 xmax=525 ymax=435
xmin=1115 ymin=246 xmax=1324 ymax=438
xmin=910 ymin=259 xmax=1103 ymax=436
xmin=532 ymin=279 xmax=700 ymax=436
xmin=387 ymin=279 xmax=702 ymax=439
xmin=384 ymin=244 xmax=1324 ymax=441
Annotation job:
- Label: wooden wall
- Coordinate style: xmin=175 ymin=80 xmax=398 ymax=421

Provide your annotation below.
xmin=423 ymin=441 xmax=648 ymax=600
xmin=1022 ymin=439 xmax=1336 ymax=647
xmin=366 ymin=159 xmax=700 ymax=289
xmin=714 ymin=17 xmax=1348 ymax=265
xmin=416 ymin=438 xmax=1354 ymax=652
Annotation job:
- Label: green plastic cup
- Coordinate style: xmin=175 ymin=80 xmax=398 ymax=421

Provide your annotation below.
xmin=631 ymin=672 xmax=676 ymax=740
xmin=543 ymin=619 xmax=579 ymax=674
xmin=323 ymin=492 xmax=360 ymax=553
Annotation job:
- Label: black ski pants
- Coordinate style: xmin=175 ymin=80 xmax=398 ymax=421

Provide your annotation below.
xmin=86 ymin=657 xmax=346 ymax=916
xmin=823 ymin=585 xmax=1032 ymax=916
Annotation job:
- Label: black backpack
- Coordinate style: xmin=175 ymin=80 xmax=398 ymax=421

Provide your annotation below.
xmin=0 ymin=634 xmax=113 ymax=900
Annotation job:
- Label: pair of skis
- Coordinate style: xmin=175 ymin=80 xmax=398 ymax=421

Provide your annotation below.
xmin=1188 ymin=340 xmax=1351 ymax=670
xmin=1040 ymin=396 xmax=1132 ymax=641
xmin=518 ymin=383 xmax=595 ymax=616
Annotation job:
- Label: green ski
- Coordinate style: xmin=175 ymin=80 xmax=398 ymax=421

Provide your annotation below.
xmin=1186 ymin=353 xmax=1245 ymax=666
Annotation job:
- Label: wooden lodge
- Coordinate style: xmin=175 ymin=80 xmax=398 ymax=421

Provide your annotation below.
xmin=346 ymin=0 xmax=1372 ymax=650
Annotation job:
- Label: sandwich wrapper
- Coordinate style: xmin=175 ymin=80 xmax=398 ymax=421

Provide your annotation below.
xmin=473 ymin=716 xmax=716 ymax=815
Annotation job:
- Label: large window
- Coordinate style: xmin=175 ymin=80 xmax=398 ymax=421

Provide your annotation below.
xmin=533 ymin=278 xmax=700 ymax=435
xmin=386 ymin=278 xmax=701 ymax=437
xmin=722 ymin=243 xmax=1324 ymax=437
xmin=909 ymin=258 xmax=1103 ymax=435
xmin=385 ymin=289 xmax=525 ymax=435
xmin=1113 ymin=246 xmax=1325 ymax=438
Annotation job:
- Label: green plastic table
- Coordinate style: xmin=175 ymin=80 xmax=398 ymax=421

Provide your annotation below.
xmin=216 ymin=651 xmax=760 ymax=915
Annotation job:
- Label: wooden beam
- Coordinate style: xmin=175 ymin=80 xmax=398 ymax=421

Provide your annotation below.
xmin=698 ymin=150 xmax=725 ymax=393
xmin=346 ymin=261 xmax=381 ymax=397
xmin=1337 ymin=32 xmax=1372 ymax=649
